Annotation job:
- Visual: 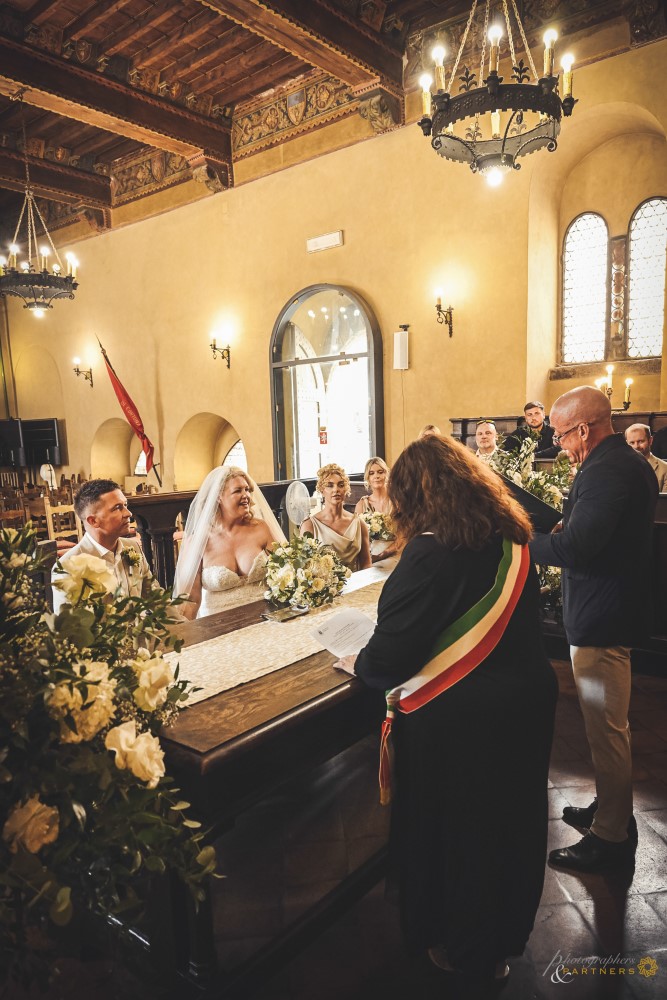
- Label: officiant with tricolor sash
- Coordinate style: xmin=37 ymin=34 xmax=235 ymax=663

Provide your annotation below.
xmin=349 ymin=434 xmax=558 ymax=990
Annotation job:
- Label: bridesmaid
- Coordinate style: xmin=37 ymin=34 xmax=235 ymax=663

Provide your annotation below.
xmin=301 ymin=463 xmax=371 ymax=572
xmin=355 ymin=457 xmax=397 ymax=562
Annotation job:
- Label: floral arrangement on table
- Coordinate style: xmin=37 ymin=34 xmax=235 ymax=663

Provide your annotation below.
xmin=0 ymin=525 xmax=217 ymax=990
xmin=264 ymin=535 xmax=351 ymax=608
xmin=359 ymin=510 xmax=395 ymax=542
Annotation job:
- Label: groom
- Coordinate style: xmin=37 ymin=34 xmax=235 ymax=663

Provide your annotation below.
xmin=51 ymin=478 xmax=155 ymax=614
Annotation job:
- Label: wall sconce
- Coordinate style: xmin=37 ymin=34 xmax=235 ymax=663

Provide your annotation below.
xmin=435 ymin=291 xmax=454 ymax=337
xmin=72 ymin=357 xmax=93 ymax=387
xmin=210 ymin=338 xmax=231 ymax=368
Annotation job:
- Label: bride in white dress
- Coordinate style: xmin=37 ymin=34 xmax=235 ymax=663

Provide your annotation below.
xmin=172 ymin=466 xmax=286 ymax=618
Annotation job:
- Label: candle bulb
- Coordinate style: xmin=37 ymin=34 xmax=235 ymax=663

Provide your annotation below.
xmin=52 ymin=263 xmax=61 ymax=275
xmin=8 ymin=244 xmax=18 ymax=269
xmin=435 ymin=288 xmax=443 ymax=309
xmin=560 ymin=53 xmax=575 ymax=99
xmin=488 ymin=25 xmax=502 ymax=74
xmin=40 ymin=246 xmax=49 ymax=272
xmin=419 ymin=73 xmax=433 ymax=117
xmin=432 ymin=45 xmax=446 ymax=92
xmin=211 ymin=337 xmax=217 ymax=350
xmin=72 ymin=357 xmax=81 ymax=367
xmin=65 ymin=252 xmax=77 ymax=278
xmin=0 ymin=255 xmax=5 ymax=275
xmin=491 ymin=110 xmax=501 ymax=138
xmin=624 ymin=378 xmax=633 ymax=404
xmin=595 ymin=378 xmax=604 ymax=390
xmin=543 ymin=28 xmax=558 ymax=77
xmin=606 ymin=363 xmax=614 ymax=390
xmin=20 ymin=260 xmax=30 ymax=273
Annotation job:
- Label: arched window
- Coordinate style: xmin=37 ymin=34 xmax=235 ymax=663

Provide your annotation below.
xmin=270 ymin=285 xmax=384 ymax=480
xmin=221 ymin=439 xmax=248 ymax=470
xmin=561 ymin=213 xmax=608 ymax=363
xmin=627 ymin=197 xmax=667 ymax=359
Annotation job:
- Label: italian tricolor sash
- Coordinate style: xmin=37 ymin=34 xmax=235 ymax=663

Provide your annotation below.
xmin=379 ymin=539 xmax=530 ymax=804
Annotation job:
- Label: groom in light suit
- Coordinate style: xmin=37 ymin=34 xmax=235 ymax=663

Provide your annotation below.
xmin=51 ymin=479 xmax=155 ymax=614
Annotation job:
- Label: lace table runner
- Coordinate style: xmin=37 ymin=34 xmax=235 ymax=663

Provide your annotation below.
xmin=166 ymin=579 xmax=384 ymax=707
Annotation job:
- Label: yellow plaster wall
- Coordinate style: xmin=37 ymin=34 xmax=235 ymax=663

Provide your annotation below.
xmin=6 ymin=33 xmax=667 ymax=487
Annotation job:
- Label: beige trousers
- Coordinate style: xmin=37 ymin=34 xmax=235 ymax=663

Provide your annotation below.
xmin=570 ymin=645 xmax=633 ymax=843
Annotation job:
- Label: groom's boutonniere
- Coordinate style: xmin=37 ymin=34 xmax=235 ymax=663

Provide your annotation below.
xmin=122 ymin=547 xmax=141 ymax=575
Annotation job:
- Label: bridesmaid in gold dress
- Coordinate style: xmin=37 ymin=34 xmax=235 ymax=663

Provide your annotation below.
xmin=301 ymin=463 xmax=371 ymax=572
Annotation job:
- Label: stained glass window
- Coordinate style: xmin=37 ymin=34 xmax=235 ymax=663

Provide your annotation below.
xmin=627 ymin=198 xmax=667 ymax=359
xmin=562 ymin=213 xmax=608 ymax=363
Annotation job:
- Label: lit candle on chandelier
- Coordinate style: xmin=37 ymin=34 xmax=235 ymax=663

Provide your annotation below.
xmin=594 ymin=378 xmax=606 ymax=392
xmin=606 ymin=363 xmax=614 ymax=391
xmin=432 ymin=45 xmax=446 ymax=92
xmin=0 ymin=255 xmax=5 ymax=275
xmin=624 ymin=378 xmax=633 ymax=404
xmin=40 ymin=246 xmax=50 ymax=272
xmin=543 ymin=29 xmax=558 ymax=77
xmin=560 ymin=53 xmax=575 ymax=99
xmin=8 ymin=244 xmax=18 ymax=269
xmin=65 ymin=253 xmax=77 ymax=279
xmin=419 ymin=74 xmax=433 ymax=117
xmin=491 ymin=110 xmax=501 ymax=138
xmin=488 ymin=24 xmax=502 ymax=74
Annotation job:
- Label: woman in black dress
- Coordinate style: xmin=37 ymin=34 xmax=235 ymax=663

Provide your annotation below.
xmin=350 ymin=434 xmax=557 ymax=989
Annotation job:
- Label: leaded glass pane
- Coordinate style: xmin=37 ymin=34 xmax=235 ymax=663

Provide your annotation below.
xmin=562 ymin=213 xmax=608 ymax=363
xmin=628 ymin=198 xmax=667 ymax=359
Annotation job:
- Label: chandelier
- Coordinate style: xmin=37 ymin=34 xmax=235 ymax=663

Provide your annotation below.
xmin=0 ymin=94 xmax=78 ymax=317
xmin=418 ymin=0 xmax=576 ymax=186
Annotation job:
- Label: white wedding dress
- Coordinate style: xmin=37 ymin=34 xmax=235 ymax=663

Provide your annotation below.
xmin=198 ymin=550 xmax=269 ymax=617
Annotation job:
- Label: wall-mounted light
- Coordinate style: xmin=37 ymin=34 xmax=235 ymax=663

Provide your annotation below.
xmin=72 ymin=357 xmax=93 ymax=387
xmin=435 ymin=290 xmax=454 ymax=337
xmin=210 ymin=338 xmax=231 ymax=368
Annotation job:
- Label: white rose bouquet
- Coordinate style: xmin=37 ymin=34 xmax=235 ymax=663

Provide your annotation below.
xmin=0 ymin=524 xmax=217 ymax=991
xmin=359 ymin=510 xmax=395 ymax=542
xmin=265 ymin=535 xmax=350 ymax=608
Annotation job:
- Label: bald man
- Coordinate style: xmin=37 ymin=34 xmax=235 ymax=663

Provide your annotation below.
xmin=530 ymin=387 xmax=657 ymax=872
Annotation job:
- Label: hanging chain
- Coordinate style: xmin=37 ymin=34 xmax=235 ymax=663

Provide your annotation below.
xmin=502 ymin=0 xmax=517 ymax=68
xmin=509 ymin=0 xmax=539 ymax=80
xmin=447 ymin=0 xmax=479 ymax=90
xmin=479 ymin=0 xmax=490 ymax=84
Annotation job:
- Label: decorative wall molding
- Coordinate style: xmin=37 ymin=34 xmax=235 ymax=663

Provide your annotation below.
xmin=110 ymin=149 xmax=191 ymax=205
xmin=549 ymin=358 xmax=661 ymax=380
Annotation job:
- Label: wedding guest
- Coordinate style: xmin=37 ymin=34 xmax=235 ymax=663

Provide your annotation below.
xmin=52 ymin=479 xmax=154 ymax=614
xmin=301 ymin=463 xmax=371 ymax=571
xmin=339 ymin=435 xmax=557 ymax=990
xmin=504 ymin=401 xmax=559 ymax=458
xmin=355 ymin=457 xmax=397 ymax=562
xmin=531 ymin=388 xmax=657 ymax=871
xmin=474 ymin=419 xmax=498 ymax=462
xmin=625 ymin=423 xmax=667 ymax=491
xmin=418 ymin=424 xmax=441 ymax=438
xmin=173 ymin=466 xmax=286 ymax=618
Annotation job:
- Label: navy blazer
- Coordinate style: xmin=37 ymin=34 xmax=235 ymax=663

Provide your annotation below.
xmin=529 ymin=434 xmax=657 ymax=647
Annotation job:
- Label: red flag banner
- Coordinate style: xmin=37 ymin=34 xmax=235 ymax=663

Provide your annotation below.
xmin=98 ymin=341 xmax=156 ymax=477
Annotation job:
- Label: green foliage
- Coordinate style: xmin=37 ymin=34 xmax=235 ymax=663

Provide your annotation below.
xmin=0 ymin=525 xmax=216 ymax=989
xmin=264 ymin=534 xmax=350 ymax=607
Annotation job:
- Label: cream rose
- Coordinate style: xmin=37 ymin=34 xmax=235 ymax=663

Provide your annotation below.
xmin=2 ymin=795 xmax=60 ymax=854
xmin=274 ymin=565 xmax=295 ymax=590
xmin=47 ymin=660 xmax=117 ymax=743
xmin=105 ymin=721 xmax=165 ymax=788
xmin=52 ymin=553 xmax=117 ymax=606
xmin=132 ymin=653 xmax=174 ymax=711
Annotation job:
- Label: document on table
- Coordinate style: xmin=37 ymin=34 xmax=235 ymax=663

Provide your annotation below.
xmin=310 ymin=608 xmax=376 ymax=658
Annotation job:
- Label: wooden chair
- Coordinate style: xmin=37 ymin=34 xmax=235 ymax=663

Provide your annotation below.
xmin=0 ymin=500 xmax=26 ymax=530
xmin=22 ymin=496 xmax=49 ymax=538
xmin=43 ymin=497 xmax=82 ymax=547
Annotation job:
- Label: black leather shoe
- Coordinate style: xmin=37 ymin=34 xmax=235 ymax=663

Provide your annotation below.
xmin=562 ymin=799 xmax=638 ymax=842
xmin=549 ymin=832 xmax=635 ymax=872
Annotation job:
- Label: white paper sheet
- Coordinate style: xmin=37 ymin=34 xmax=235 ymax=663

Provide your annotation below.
xmin=310 ymin=607 xmax=376 ymax=658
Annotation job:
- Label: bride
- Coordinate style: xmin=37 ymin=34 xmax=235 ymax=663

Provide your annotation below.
xmin=173 ymin=466 xmax=286 ymax=618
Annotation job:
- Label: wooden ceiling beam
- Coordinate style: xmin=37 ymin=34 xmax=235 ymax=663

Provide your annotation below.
xmin=192 ymin=39 xmax=282 ymax=91
xmin=0 ymin=148 xmax=112 ymax=207
xmin=132 ymin=10 xmax=219 ymax=68
xmin=64 ymin=0 xmax=135 ymax=41
xmin=162 ymin=24 xmax=249 ymax=76
xmin=194 ymin=0 xmax=403 ymax=89
xmin=210 ymin=53 xmax=303 ymax=105
xmin=26 ymin=0 xmax=64 ymax=27
xmin=103 ymin=0 xmax=180 ymax=56
xmin=0 ymin=35 xmax=232 ymax=163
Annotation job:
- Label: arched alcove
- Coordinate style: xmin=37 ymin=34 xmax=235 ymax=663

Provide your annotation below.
xmin=91 ymin=418 xmax=134 ymax=483
xmin=13 ymin=346 xmax=65 ymax=418
xmin=173 ymin=413 xmax=243 ymax=490
xmin=525 ymin=102 xmax=666 ymax=399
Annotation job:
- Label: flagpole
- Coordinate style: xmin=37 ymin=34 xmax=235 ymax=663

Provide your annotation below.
xmin=151 ymin=462 xmax=163 ymax=488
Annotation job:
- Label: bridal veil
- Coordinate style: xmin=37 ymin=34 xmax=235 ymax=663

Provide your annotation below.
xmin=172 ymin=466 xmax=287 ymax=600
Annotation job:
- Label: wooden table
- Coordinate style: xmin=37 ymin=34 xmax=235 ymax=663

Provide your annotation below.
xmin=160 ymin=564 xmax=394 ymax=994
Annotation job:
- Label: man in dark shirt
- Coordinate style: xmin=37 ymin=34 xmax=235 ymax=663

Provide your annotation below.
xmin=504 ymin=401 xmax=559 ymax=458
xmin=530 ymin=387 xmax=657 ymax=872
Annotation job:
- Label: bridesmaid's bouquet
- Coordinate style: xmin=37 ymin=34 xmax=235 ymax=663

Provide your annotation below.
xmin=265 ymin=536 xmax=350 ymax=608
xmin=360 ymin=510 xmax=395 ymax=542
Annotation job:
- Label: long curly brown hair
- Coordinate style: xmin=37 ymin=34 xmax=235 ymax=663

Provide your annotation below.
xmin=388 ymin=435 xmax=532 ymax=550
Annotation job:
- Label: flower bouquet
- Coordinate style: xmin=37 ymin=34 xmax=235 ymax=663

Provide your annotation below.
xmin=0 ymin=525 xmax=217 ymax=991
xmin=359 ymin=510 xmax=395 ymax=542
xmin=265 ymin=535 xmax=350 ymax=608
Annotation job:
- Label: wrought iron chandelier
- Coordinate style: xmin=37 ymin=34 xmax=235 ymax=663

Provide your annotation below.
xmin=418 ymin=0 xmax=576 ymax=186
xmin=0 ymin=94 xmax=78 ymax=317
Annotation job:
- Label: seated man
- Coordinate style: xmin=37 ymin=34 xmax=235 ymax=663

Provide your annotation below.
xmin=625 ymin=423 xmax=667 ymax=491
xmin=474 ymin=420 xmax=498 ymax=462
xmin=52 ymin=478 xmax=155 ymax=614
xmin=503 ymin=401 xmax=559 ymax=457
